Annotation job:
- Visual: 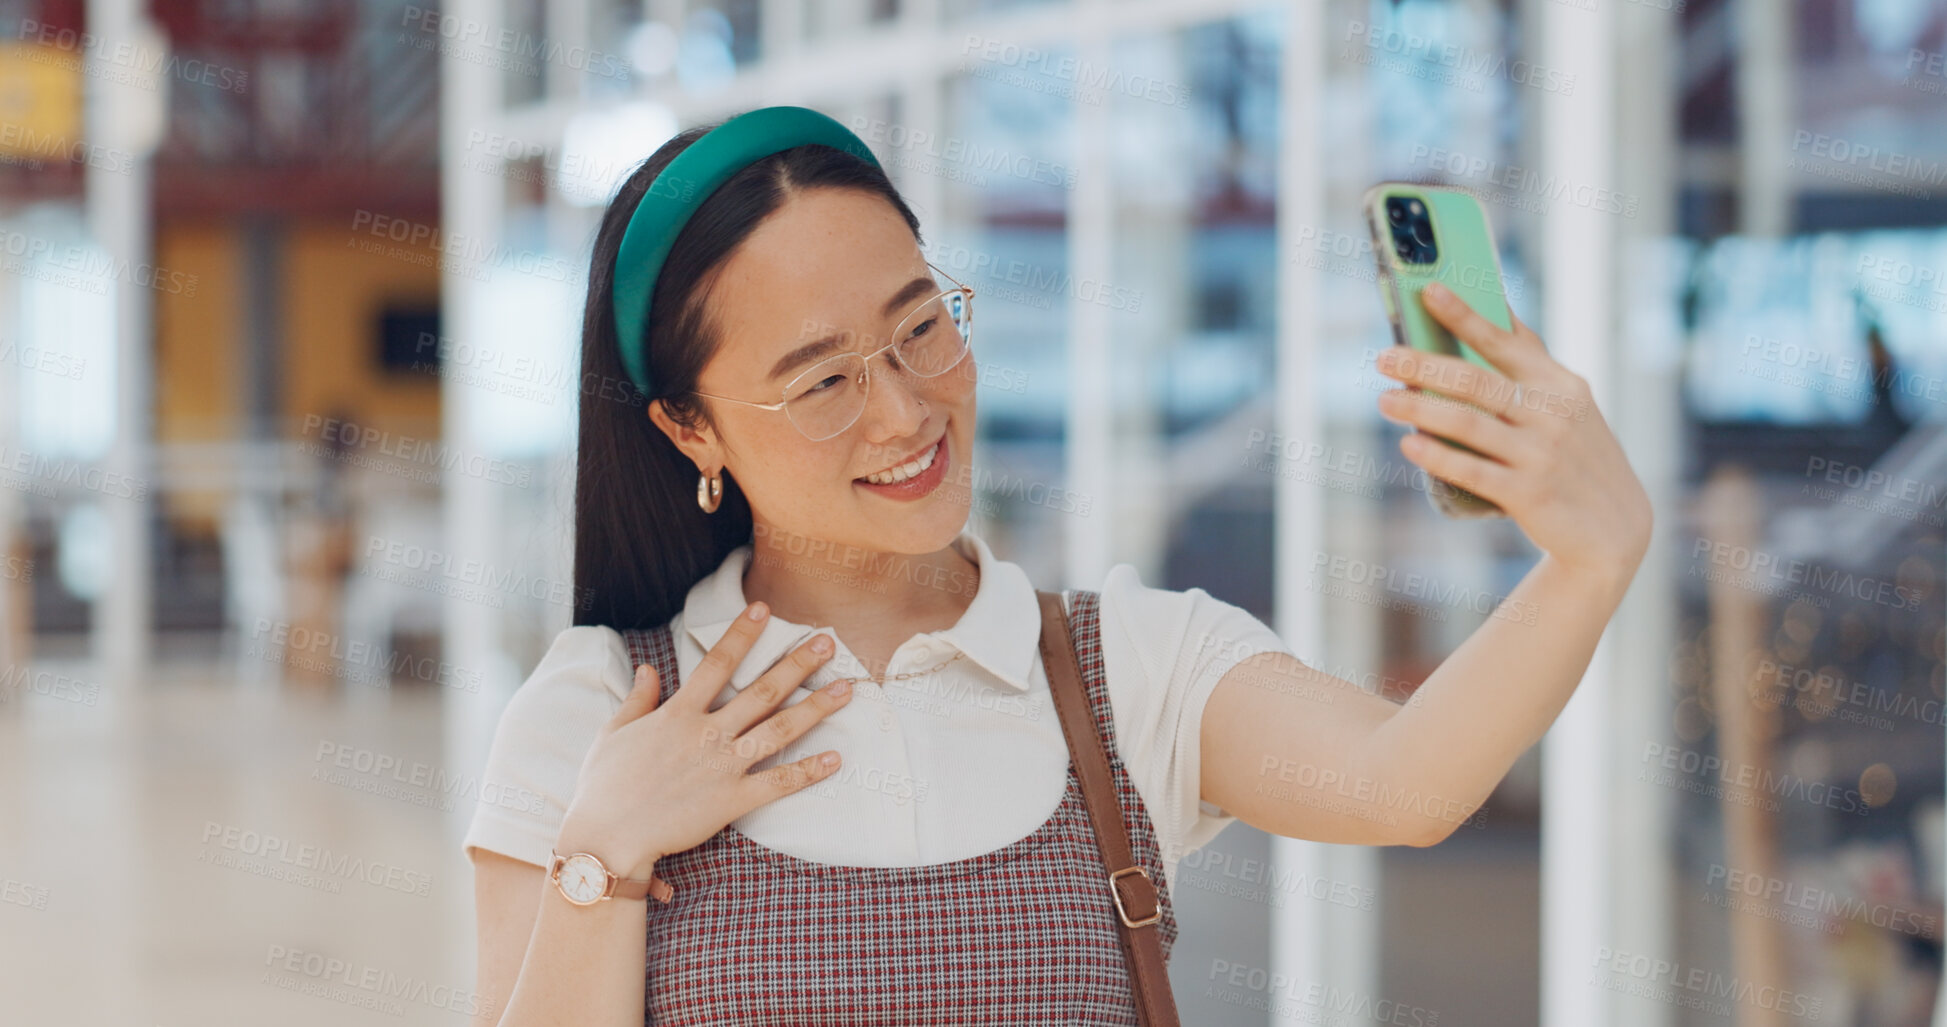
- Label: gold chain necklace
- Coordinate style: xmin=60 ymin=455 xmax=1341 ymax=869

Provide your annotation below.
xmin=823 ymin=561 xmax=979 ymax=688
xmin=833 ymin=649 xmax=965 ymax=688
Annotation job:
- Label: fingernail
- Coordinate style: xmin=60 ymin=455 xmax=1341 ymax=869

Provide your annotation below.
xmin=1425 ymin=282 xmax=1453 ymax=302
xmin=828 ymin=679 xmax=851 ymax=699
xmin=811 ymin=634 xmax=832 ymax=654
xmin=747 ymin=601 xmax=767 ymax=621
xmin=821 ymin=751 xmax=841 ymax=767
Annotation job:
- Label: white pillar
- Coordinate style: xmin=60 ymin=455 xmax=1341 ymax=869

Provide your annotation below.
xmin=759 ymin=0 xmax=803 ymax=66
xmin=1064 ymin=0 xmax=1114 ymax=589
xmin=86 ymin=0 xmax=160 ymax=696
xmin=0 ymin=250 xmax=17 ymax=680
xmin=1607 ymin=1 xmax=1683 ymax=1023
xmin=1271 ymin=3 xmax=1376 ymax=1024
xmin=442 ymin=0 xmax=511 ymax=986
xmin=1734 ymin=0 xmax=1791 ymax=237
xmin=1537 ymin=2 xmax=1620 ymax=1025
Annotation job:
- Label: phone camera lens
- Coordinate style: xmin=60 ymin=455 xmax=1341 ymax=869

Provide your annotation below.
xmin=1381 ymin=194 xmax=1439 ymax=265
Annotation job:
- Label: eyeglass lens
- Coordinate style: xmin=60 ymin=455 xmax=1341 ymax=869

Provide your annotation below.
xmin=783 ymin=271 xmax=972 ymax=441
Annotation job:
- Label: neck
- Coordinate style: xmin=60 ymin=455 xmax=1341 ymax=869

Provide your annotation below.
xmin=740 ymin=527 xmax=982 ymax=639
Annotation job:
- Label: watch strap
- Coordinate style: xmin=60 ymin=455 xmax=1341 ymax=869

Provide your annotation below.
xmin=611 ymin=873 xmax=674 ymax=903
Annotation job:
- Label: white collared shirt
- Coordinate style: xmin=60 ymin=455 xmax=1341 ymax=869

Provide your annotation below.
xmin=461 ymin=527 xmax=1287 ymax=895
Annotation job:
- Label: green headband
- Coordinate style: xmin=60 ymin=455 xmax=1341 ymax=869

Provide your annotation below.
xmin=610 ymin=105 xmax=882 ymax=396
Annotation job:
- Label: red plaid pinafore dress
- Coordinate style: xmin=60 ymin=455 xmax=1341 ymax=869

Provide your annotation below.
xmin=619 ymin=589 xmax=1180 ymax=1026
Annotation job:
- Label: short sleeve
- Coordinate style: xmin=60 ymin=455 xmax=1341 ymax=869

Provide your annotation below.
xmin=1093 ymin=566 xmax=1290 ymax=890
xmin=460 ymin=625 xmax=633 ymax=868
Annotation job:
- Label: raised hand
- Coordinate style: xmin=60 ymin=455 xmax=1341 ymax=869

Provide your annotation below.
xmin=1373 ymin=281 xmax=1652 ymax=581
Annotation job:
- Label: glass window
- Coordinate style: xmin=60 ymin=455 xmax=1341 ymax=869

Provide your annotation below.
xmin=930 ymin=61 xmax=1077 ymax=578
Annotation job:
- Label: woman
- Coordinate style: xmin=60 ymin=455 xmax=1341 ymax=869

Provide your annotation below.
xmin=463 ymin=107 xmax=1652 ymax=1025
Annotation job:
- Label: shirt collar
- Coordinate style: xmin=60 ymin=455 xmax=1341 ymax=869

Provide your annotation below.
xmin=680 ymin=527 xmax=1043 ymax=694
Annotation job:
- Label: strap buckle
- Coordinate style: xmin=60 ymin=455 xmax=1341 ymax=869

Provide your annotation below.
xmin=1109 ymin=866 xmax=1161 ymax=928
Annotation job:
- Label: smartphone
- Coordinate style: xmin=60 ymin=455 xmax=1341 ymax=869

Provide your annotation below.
xmin=1362 ymin=182 xmax=1512 ymax=519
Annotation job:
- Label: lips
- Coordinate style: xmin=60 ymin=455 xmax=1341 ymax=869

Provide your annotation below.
xmin=857 ymin=435 xmax=944 ymax=482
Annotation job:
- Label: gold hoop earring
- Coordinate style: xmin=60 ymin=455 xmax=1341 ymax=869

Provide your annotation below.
xmin=697 ymin=471 xmax=723 ymax=514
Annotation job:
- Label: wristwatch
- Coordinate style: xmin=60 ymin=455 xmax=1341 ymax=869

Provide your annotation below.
xmin=547 ymin=847 xmax=673 ymax=906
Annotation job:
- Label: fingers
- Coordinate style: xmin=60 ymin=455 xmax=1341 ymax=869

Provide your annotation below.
xmin=606 ymin=662 xmax=662 ymax=732
xmin=1378 ymin=388 xmax=1526 ymax=465
xmin=1398 ymin=430 xmax=1515 ymax=508
xmin=1418 ymin=282 xmax=1549 ymax=382
xmin=673 ymin=600 xmax=772 ymax=712
xmin=724 ymin=676 xmax=854 ymax=769
xmin=1377 ymin=345 xmax=1593 ymax=425
xmin=745 ymin=749 xmax=844 ymax=804
xmin=1505 ymin=308 xmax=1552 ymax=353
xmin=714 ymin=632 xmax=837 ymax=737
xmin=1375 ymin=347 xmax=1523 ymax=422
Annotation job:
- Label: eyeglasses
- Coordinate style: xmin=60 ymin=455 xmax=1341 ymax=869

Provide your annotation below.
xmin=691 ymin=260 xmax=975 ymax=442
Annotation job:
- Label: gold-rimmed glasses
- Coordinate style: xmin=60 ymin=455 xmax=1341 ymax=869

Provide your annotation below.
xmin=691 ymin=260 xmax=975 ymax=442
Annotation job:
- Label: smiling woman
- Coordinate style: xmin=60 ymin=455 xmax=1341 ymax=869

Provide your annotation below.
xmin=460 ymin=105 xmax=1649 ymax=1027
xmin=465 ymin=106 xmax=1266 ymax=1027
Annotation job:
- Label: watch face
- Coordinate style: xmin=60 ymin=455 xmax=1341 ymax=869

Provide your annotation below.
xmin=557 ymin=854 xmax=607 ymax=905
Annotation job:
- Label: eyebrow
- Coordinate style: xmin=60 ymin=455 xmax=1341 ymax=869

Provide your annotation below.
xmin=765 ymin=275 xmax=940 ymax=383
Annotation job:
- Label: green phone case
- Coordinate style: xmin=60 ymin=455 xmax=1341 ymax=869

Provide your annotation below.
xmin=1363 ymin=183 xmax=1512 ymax=519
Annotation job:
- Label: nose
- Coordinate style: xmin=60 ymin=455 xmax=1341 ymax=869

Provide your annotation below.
xmin=857 ymin=357 xmax=929 ymax=445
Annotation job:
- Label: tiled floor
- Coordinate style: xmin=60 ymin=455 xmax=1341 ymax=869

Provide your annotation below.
xmin=0 ymin=655 xmax=477 ymax=1027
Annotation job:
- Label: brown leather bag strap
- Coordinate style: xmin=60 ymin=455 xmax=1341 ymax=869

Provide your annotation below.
xmin=1035 ymin=589 xmax=1181 ymax=1027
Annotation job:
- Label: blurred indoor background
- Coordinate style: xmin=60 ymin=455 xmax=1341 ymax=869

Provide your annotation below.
xmin=0 ymin=0 xmax=1942 ymax=1024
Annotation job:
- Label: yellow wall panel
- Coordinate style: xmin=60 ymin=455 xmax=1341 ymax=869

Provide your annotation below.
xmin=282 ymin=221 xmax=442 ymax=441
xmin=0 ymin=43 xmax=82 ymax=157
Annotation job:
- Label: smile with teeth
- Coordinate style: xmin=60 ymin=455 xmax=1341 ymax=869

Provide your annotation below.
xmin=860 ymin=438 xmax=941 ymax=485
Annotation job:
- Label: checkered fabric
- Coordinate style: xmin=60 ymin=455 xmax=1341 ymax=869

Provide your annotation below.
xmin=621 ymin=589 xmax=1179 ymax=1026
